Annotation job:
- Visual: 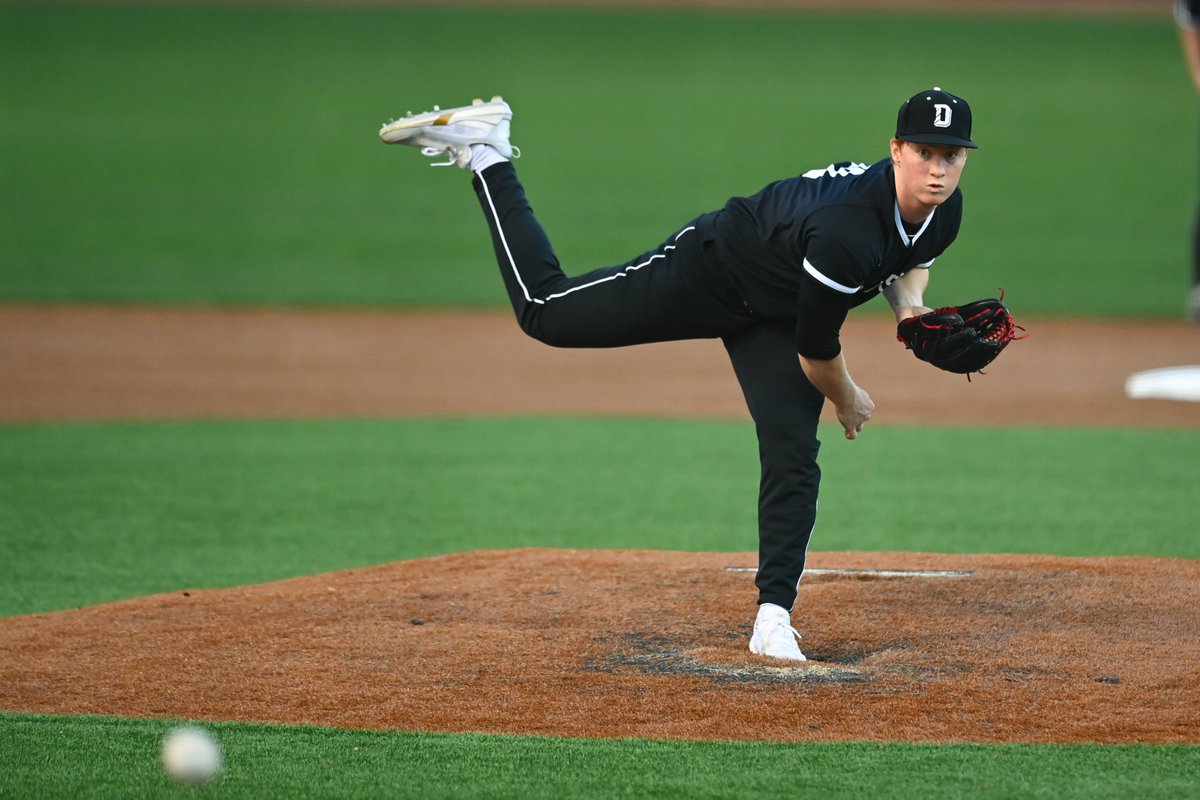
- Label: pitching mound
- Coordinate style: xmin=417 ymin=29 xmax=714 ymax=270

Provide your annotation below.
xmin=3 ymin=549 xmax=1197 ymax=743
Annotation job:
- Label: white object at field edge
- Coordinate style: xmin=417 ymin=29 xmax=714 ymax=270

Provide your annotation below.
xmin=723 ymin=567 xmax=972 ymax=577
xmin=161 ymin=726 xmax=222 ymax=784
xmin=1124 ymin=366 xmax=1200 ymax=402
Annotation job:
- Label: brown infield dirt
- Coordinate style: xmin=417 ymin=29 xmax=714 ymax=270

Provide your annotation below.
xmin=1 ymin=304 xmax=1199 ymax=743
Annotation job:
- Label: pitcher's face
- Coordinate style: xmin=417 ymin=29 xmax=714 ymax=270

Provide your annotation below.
xmin=891 ymin=139 xmax=967 ymax=219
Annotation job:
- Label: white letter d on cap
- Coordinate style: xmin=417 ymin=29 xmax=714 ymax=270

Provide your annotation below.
xmin=934 ymin=104 xmax=952 ymax=128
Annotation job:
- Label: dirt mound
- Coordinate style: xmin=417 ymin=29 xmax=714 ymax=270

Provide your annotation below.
xmin=3 ymin=549 xmax=1197 ymax=743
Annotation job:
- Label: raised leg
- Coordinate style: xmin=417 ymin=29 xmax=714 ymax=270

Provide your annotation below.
xmin=472 ymin=163 xmax=747 ymax=347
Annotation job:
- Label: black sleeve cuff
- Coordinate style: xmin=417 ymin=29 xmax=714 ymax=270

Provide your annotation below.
xmin=794 ymin=286 xmax=851 ymax=359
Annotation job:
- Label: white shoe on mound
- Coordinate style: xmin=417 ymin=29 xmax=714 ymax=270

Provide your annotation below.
xmin=749 ymin=604 xmax=807 ymax=662
xmin=379 ymin=96 xmax=520 ymax=169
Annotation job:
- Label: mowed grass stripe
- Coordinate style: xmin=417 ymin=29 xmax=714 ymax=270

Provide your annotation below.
xmin=1 ymin=418 xmax=1195 ymax=617
xmin=1 ymin=713 xmax=1198 ymax=800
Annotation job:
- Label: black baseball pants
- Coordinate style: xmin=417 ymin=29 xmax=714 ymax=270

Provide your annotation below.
xmin=472 ymin=162 xmax=825 ymax=612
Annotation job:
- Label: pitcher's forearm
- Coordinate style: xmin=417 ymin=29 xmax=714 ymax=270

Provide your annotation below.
xmin=882 ymin=268 xmax=932 ymax=321
xmin=800 ymin=352 xmax=875 ymax=440
xmin=799 ymin=353 xmax=856 ymax=407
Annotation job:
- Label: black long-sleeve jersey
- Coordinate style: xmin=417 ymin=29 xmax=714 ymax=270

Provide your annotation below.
xmin=707 ymin=157 xmax=963 ymax=359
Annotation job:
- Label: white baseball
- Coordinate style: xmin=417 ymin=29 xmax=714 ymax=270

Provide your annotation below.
xmin=161 ymin=726 xmax=222 ymax=784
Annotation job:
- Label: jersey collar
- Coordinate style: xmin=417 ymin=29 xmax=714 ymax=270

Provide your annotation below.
xmin=893 ymin=201 xmax=935 ymax=247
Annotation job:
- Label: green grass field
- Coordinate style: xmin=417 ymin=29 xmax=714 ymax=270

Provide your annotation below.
xmin=2 ymin=420 xmax=1198 ymax=797
xmin=3 ymin=713 xmax=1198 ymax=800
xmin=2 ymin=420 xmax=1197 ymax=617
xmin=2 ymin=4 xmax=1198 ymax=798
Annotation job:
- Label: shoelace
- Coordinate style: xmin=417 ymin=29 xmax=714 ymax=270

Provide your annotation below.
xmin=421 ymin=146 xmax=464 ymax=168
xmin=420 ymin=143 xmax=523 ymax=168
xmin=762 ymin=618 xmax=802 ymax=643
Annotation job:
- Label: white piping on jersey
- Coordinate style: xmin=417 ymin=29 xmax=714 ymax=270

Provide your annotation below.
xmin=477 ymin=168 xmax=694 ymax=305
xmin=894 ymin=201 xmax=934 ymax=247
xmin=537 ymin=227 xmax=695 ymax=303
xmin=477 ymin=169 xmax=530 ymax=300
xmin=802 ymin=258 xmax=861 ymax=294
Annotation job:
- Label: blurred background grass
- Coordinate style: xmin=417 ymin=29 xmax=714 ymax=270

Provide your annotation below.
xmin=1 ymin=4 xmax=1194 ymax=315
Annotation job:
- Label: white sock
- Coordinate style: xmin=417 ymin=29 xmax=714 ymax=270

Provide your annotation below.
xmin=757 ymin=603 xmax=790 ymax=621
xmin=470 ymin=144 xmax=508 ymax=173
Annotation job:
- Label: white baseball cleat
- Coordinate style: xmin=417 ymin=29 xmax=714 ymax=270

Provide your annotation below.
xmin=379 ymin=96 xmax=520 ymax=169
xmin=749 ymin=604 xmax=807 ymax=662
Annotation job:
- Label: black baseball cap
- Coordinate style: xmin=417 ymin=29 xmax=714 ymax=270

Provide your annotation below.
xmin=895 ymin=87 xmax=977 ymax=149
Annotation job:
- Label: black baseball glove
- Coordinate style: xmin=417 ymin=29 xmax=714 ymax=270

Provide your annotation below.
xmin=897 ymin=297 xmax=1022 ymax=376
